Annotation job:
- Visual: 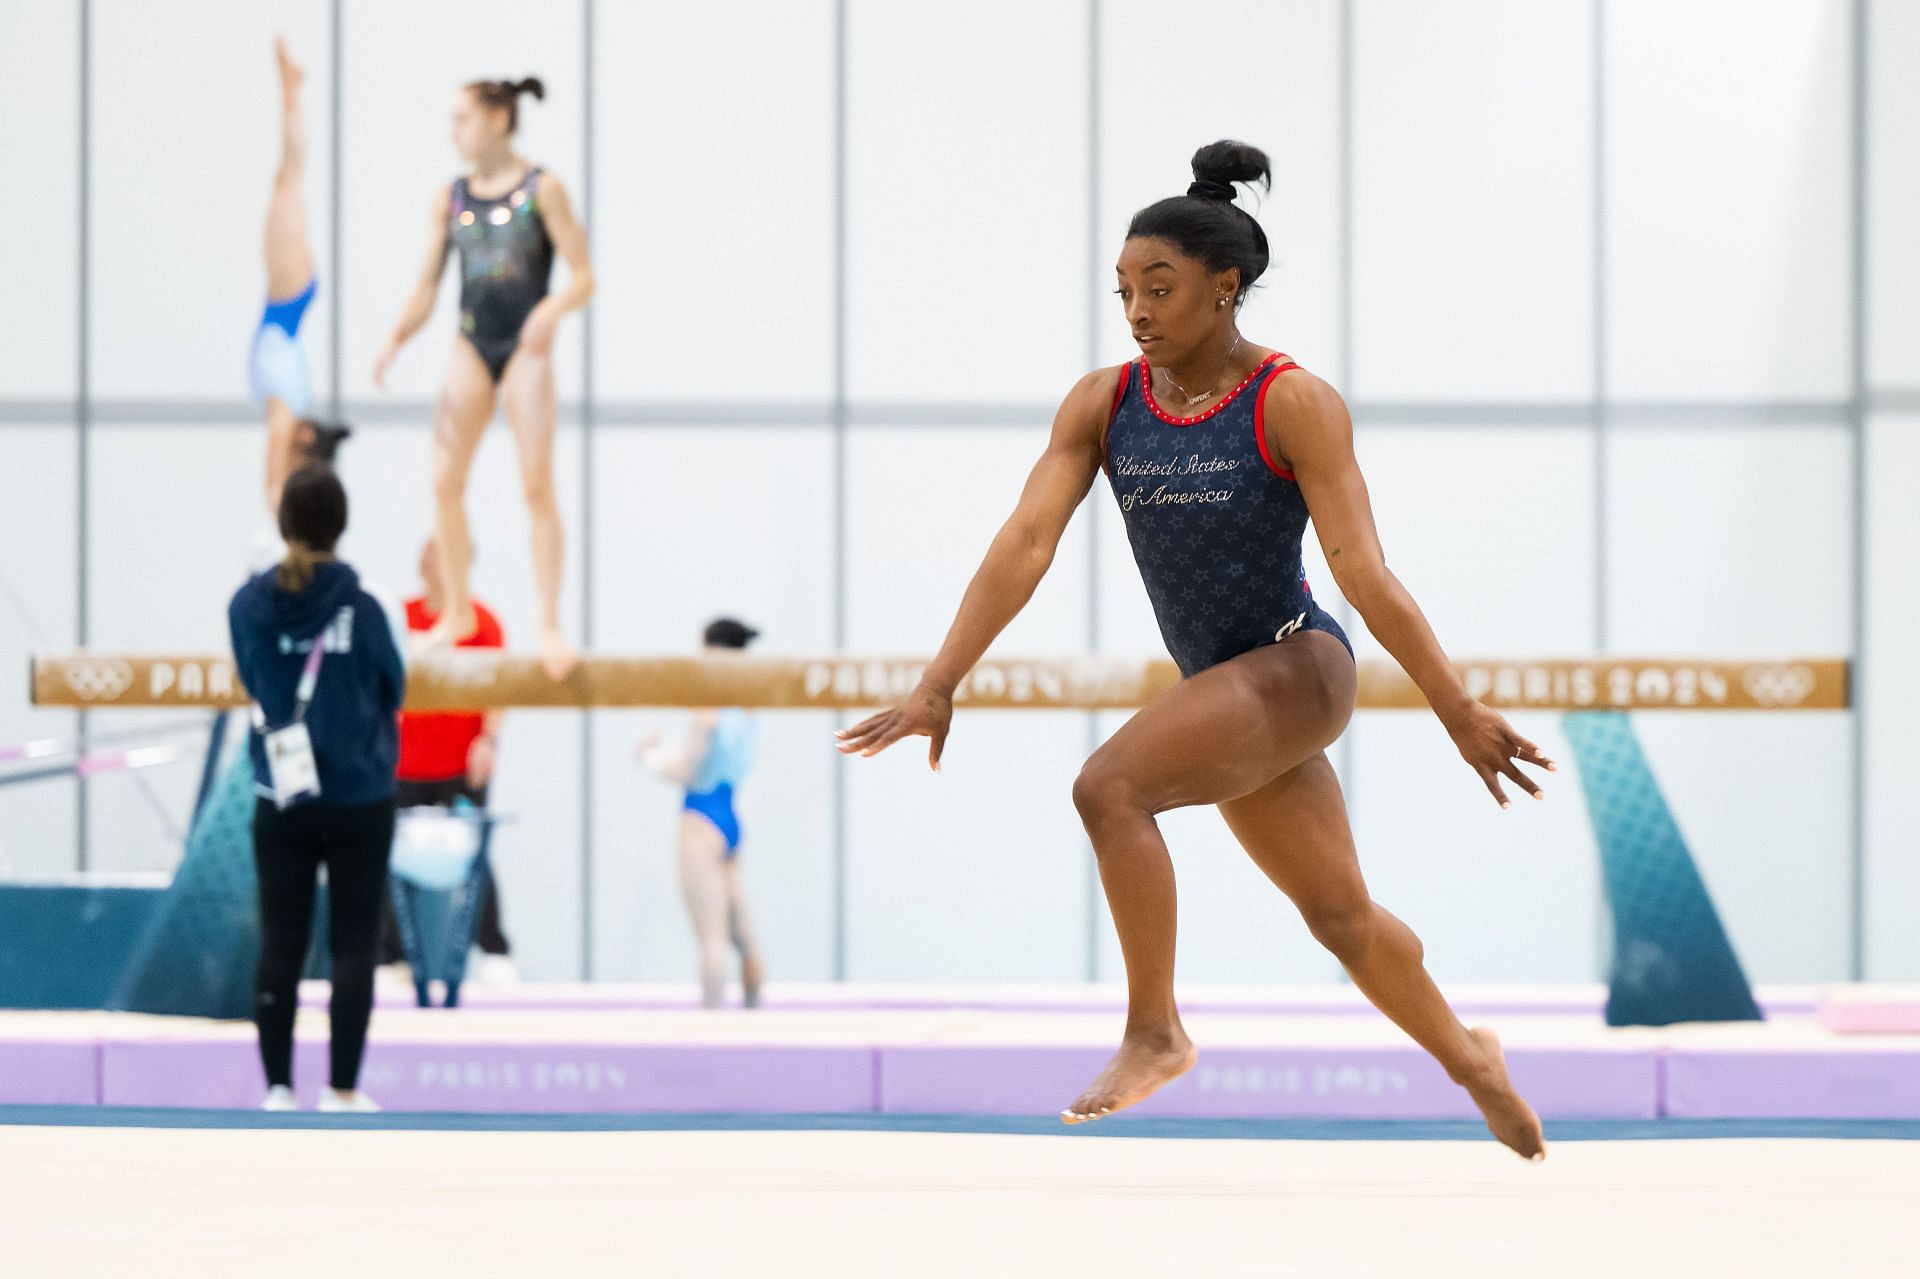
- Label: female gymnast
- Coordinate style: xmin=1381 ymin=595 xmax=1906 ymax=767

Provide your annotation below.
xmin=638 ymin=619 xmax=767 ymax=1010
xmin=372 ymin=76 xmax=594 ymax=678
xmin=252 ymin=38 xmax=348 ymax=512
xmin=838 ymin=141 xmax=1552 ymax=1160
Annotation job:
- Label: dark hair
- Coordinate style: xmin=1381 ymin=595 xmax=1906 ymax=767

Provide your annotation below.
xmin=1125 ymin=140 xmax=1273 ymax=307
xmin=703 ymin=617 xmax=760 ymax=650
xmin=277 ymin=464 xmax=348 ymax=591
xmin=293 ymin=418 xmax=352 ymax=466
xmin=465 ymin=77 xmax=545 ymax=133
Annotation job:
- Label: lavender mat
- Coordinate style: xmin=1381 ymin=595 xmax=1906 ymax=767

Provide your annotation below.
xmin=0 ymin=1040 xmax=100 ymax=1106
xmin=100 ymin=1038 xmax=875 ymax=1113
xmin=1665 ymin=1046 xmax=1920 ymax=1120
xmin=878 ymin=1044 xmax=1657 ymax=1120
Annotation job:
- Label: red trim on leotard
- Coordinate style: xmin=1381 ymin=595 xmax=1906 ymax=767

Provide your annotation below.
xmin=1253 ymin=357 xmax=1303 ymax=481
xmin=1140 ymin=352 xmax=1283 ymax=427
xmin=1101 ymin=361 xmax=1135 ymax=473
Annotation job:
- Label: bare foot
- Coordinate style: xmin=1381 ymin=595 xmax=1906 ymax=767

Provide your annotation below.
xmin=1457 ymin=1026 xmax=1546 ymax=1161
xmin=274 ymin=36 xmax=305 ymax=97
xmin=741 ymin=955 xmax=765 ymax=1010
xmin=1061 ymin=1029 xmax=1197 ymax=1125
xmin=539 ymin=627 xmax=580 ymax=681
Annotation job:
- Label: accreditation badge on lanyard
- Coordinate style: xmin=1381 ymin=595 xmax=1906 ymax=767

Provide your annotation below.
xmin=255 ymin=607 xmax=351 ymax=809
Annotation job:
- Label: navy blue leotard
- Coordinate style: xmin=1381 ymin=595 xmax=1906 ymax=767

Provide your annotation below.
xmin=1103 ymin=352 xmax=1352 ymax=679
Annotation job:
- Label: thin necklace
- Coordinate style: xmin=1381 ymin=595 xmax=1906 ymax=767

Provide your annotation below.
xmin=1159 ymin=335 xmax=1243 ymax=406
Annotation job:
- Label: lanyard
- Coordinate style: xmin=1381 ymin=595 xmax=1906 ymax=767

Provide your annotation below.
xmin=252 ymin=607 xmax=351 ymax=731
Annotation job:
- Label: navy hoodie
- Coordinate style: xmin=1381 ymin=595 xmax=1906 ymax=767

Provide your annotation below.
xmin=228 ymin=560 xmax=407 ymax=808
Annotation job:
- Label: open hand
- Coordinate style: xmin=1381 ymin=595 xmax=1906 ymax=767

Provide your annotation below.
xmin=371 ymin=339 xmax=400 ymax=390
xmin=1445 ymin=702 xmax=1556 ymax=809
xmin=835 ymin=684 xmax=954 ymax=772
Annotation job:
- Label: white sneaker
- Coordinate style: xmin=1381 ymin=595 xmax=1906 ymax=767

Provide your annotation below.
xmin=476 ymin=954 xmax=520 ymax=984
xmin=261 ymin=1085 xmax=298 ymax=1112
xmin=317 ymin=1090 xmax=382 ymax=1114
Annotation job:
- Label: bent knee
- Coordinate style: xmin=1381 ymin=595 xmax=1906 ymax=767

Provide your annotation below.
xmin=1303 ymin=902 xmax=1377 ymax=962
xmin=1071 ymin=758 xmax=1144 ymax=826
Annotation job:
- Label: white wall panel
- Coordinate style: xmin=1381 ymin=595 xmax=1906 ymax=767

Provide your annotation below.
xmin=0 ymin=425 xmax=79 ymax=876
xmin=846 ymin=1 xmax=1088 ymax=402
xmin=0 ymin=1 xmax=79 ymax=398
xmin=1604 ymin=0 xmax=1852 ymax=399
xmin=1863 ymin=414 xmax=1920 ymax=976
xmin=1867 ymin=0 xmax=1920 ymax=387
xmin=591 ymin=1 xmax=834 ymax=402
xmin=1352 ymin=0 xmax=1595 ymax=400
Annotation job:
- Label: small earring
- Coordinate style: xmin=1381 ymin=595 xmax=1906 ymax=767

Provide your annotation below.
xmin=1217 ymin=298 xmax=1227 ymax=309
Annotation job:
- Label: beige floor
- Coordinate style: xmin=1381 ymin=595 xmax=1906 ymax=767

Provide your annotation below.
xmin=0 ymin=1127 xmax=1913 ymax=1278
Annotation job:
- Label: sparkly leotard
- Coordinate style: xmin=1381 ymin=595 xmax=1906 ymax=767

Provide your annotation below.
xmin=446 ymin=167 xmax=554 ymax=382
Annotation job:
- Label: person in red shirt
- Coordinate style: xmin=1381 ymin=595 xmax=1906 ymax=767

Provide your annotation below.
xmin=384 ymin=537 xmax=514 ymax=977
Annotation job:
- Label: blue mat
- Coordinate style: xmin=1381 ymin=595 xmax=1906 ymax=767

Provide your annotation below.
xmin=2 ymin=1108 xmax=1916 ymax=1141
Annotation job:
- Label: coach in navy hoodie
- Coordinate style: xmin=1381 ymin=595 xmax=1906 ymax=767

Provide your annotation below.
xmin=229 ymin=463 xmax=406 ymax=1113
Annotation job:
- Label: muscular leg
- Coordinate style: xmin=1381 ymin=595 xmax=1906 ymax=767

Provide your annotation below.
xmin=500 ymin=349 xmax=577 ymax=678
xmin=264 ymin=38 xmax=313 ymax=299
xmin=1219 ymin=757 xmax=1545 ymax=1159
xmin=676 ymin=814 xmax=733 ymax=1009
xmin=1064 ymin=633 xmax=1355 ymax=1123
xmin=723 ymin=859 xmax=765 ymax=1009
xmin=426 ymin=340 xmax=496 ymax=646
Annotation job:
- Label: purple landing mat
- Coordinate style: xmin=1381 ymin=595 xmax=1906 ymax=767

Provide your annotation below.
xmin=1665 ymin=1046 xmax=1920 ymax=1120
xmin=876 ymin=1043 xmax=1658 ymax=1120
xmin=302 ymin=983 xmax=1822 ymax=1019
xmin=100 ymin=1037 xmax=875 ymax=1114
xmin=0 ymin=1040 xmax=100 ymax=1106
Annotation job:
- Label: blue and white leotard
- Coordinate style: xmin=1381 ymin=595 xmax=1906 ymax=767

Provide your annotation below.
xmin=249 ymin=277 xmax=317 ymax=416
xmin=684 ymin=709 xmax=758 ymax=858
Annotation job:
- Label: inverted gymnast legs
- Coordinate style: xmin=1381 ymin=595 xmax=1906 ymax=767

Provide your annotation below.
xmin=256 ymin=37 xmax=320 ymax=514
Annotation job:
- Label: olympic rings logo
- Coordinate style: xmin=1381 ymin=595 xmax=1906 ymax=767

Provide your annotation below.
xmin=61 ymin=658 xmax=135 ymax=702
xmin=1741 ymin=664 xmax=1817 ymax=707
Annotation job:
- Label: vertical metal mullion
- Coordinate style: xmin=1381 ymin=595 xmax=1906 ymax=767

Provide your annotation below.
xmin=75 ymin=0 xmax=92 ymax=873
xmin=1847 ymin=0 xmax=1868 ymax=981
xmin=1333 ymin=0 xmax=1356 ymax=859
xmin=830 ymin=0 xmax=850 ymax=983
xmin=1083 ymin=0 xmax=1103 ymax=983
xmin=579 ymin=0 xmax=598 ymax=981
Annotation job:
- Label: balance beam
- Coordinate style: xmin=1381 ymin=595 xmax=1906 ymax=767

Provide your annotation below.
xmin=29 ymin=653 xmax=1850 ymax=712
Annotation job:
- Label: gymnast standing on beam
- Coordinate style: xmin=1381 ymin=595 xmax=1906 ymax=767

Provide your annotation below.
xmin=372 ymin=76 xmax=594 ymax=679
xmin=837 ymin=141 xmax=1554 ymax=1160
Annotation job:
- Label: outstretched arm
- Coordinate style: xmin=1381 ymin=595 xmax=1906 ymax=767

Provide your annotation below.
xmin=372 ymin=185 xmax=453 ymax=388
xmin=835 ymin=365 xmax=1119 ymax=770
xmin=1267 ymin=371 xmax=1555 ymax=807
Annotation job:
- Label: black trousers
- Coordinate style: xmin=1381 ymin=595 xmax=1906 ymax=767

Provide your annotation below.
xmin=379 ymin=776 xmax=510 ymax=962
xmin=253 ymin=797 xmax=396 ymax=1091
